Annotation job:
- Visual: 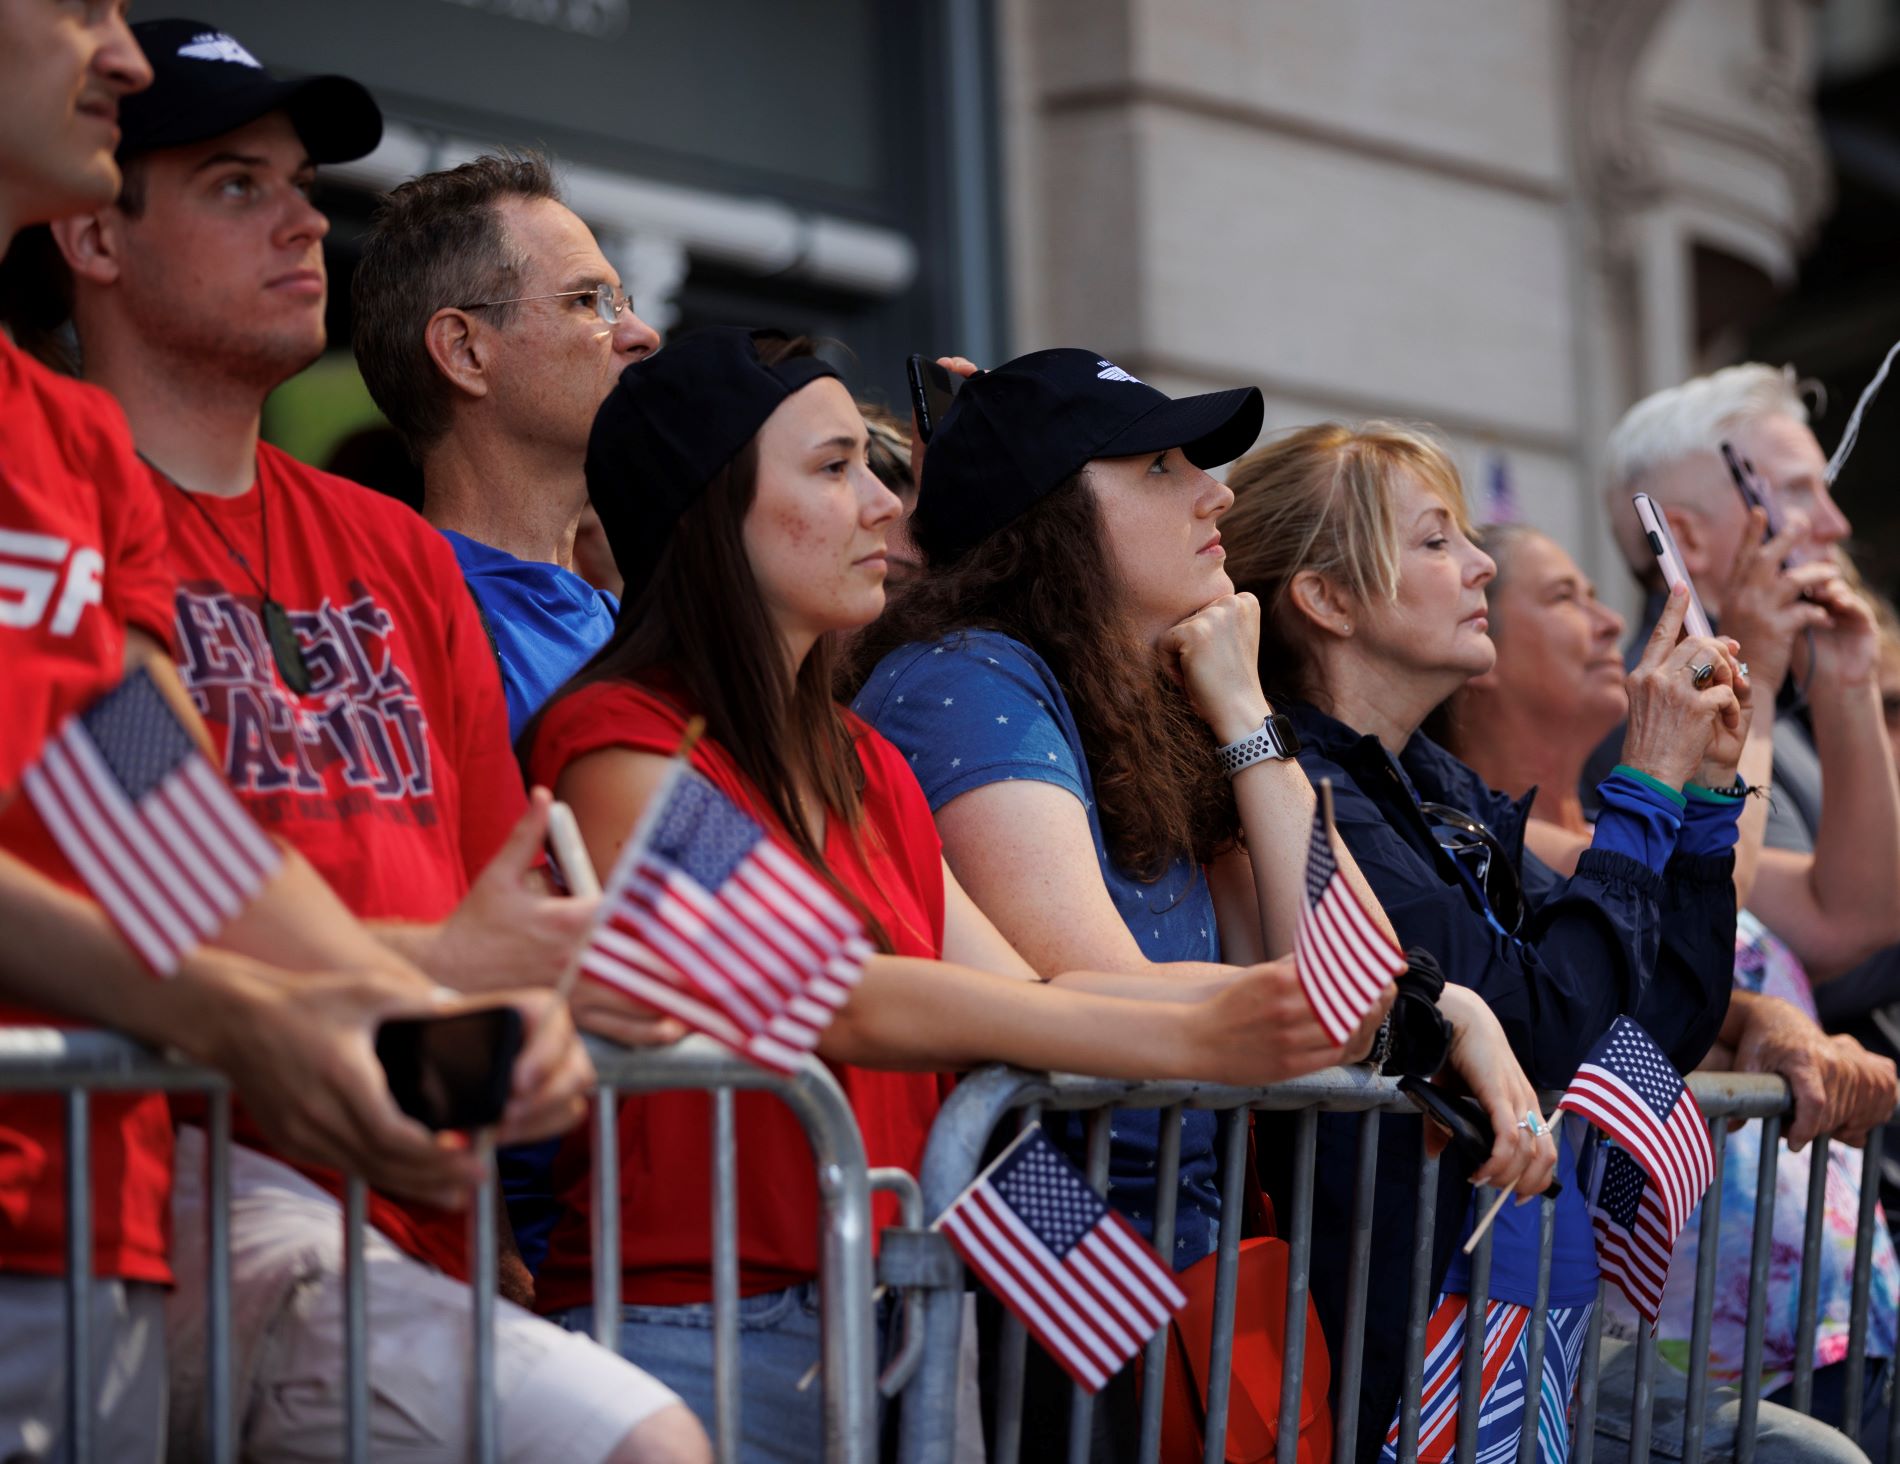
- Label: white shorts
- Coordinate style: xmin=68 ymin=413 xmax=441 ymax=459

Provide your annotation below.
xmin=166 ymin=1126 xmax=680 ymax=1463
xmin=0 ymin=1275 xmax=166 ymax=1463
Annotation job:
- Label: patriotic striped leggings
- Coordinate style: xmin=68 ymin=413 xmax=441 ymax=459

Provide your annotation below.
xmin=1381 ymin=1293 xmax=1594 ymax=1464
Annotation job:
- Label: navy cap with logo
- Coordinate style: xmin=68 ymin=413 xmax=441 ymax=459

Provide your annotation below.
xmin=587 ymin=327 xmax=841 ymax=599
xmin=910 ymin=349 xmax=1264 ymax=565
xmin=119 ymin=20 xmax=382 ymax=164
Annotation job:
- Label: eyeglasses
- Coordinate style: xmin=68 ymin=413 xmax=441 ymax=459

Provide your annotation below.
xmin=1418 ymin=801 xmax=1527 ymax=937
xmin=456 ymin=285 xmax=636 ymax=330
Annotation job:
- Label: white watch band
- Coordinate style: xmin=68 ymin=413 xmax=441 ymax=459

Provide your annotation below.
xmin=1216 ymin=717 xmax=1289 ymax=777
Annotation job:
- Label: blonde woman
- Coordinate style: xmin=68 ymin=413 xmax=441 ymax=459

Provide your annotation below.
xmin=1222 ymin=423 xmax=1745 ymax=1461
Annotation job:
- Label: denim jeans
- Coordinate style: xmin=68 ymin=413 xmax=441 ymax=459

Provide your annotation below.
xmin=1592 ymin=1336 xmax=1879 ymax=1463
xmin=555 ymin=1281 xmax=888 ymax=1464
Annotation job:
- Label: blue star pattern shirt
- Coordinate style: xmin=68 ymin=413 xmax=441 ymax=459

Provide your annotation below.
xmin=442 ymin=529 xmax=616 ymax=1274
xmin=441 ymin=530 xmax=618 ymax=740
xmin=854 ymin=629 xmax=1222 ymax=1268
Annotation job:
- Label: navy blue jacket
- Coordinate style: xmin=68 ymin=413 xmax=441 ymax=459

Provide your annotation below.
xmin=1255 ymin=701 xmax=1736 ymax=1461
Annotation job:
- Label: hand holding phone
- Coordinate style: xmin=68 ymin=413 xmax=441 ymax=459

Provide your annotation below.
xmin=376 ymin=1006 xmax=525 ymax=1132
xmin=905 ymin=354 xmax=965 ymax=444
xmin=1632 ymin=493 xmax=1716 ymax=640
xmin=1399 ymin=1075 xmax=1562 ymax=1199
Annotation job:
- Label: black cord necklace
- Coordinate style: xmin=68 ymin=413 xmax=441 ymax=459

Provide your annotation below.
xmin=142 ymin=453 xmax=313 ymax=694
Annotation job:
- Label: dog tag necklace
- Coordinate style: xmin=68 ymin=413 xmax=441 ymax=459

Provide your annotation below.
xmin=143 ymin=454 xmax=313 ymax=695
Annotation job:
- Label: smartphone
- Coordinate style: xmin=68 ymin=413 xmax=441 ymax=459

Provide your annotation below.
xmin=1632 ymin=493 xmax=1716 ymax=640
xmin=375 ymin=1007 xmax=524 ymax=1132
xmin=1720 ymin=440 xmax=1813 ymax=571
xmin=905 ymin=353 xmax=963 ymax=444
xmin=1399 ymin=1075 xmax=1563 ymax=1199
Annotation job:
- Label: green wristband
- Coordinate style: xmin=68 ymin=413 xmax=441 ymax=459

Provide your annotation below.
xmin=1611 ymin=763 xmax=1687 ymax=809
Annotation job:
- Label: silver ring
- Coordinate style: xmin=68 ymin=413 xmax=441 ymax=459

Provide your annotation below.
xmin=1691 ymin=662 xmax=1715 ymax=689
xmin=1738 ymin=661 xmax=1750 ymax=680
xmin=1515 ymin=1110 xmax=1547 ymax=1138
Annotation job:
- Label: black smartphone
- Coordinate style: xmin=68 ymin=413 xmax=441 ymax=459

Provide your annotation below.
xmin=1398 ymin=1075 xmax=1563 ymax=1198
xmin=375 ymin=1007 xmax=524 ymax=1132
xmin=1720 ymin=441 xmax=1786 ymax=542
xmin=905 ymin=353 xmax=962 ymax=444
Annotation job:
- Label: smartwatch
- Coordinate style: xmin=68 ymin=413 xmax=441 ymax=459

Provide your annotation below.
xmin=1216 ymin=713 xmax=1302 ymax=777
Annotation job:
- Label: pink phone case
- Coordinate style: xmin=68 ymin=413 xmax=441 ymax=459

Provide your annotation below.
xmin=1632 ymin=493 xmax=1716 ymax=640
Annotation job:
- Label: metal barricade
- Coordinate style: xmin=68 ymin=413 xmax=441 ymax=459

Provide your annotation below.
xmin=0 ymin=1028 xmax=880 ymax=1464
xmin=888 ymin=1064 xmax=1899 ymax=1464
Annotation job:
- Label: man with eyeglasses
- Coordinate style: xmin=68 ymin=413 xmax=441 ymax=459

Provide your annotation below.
xmin=353 ymin=152 xmax=663 ymax=741
xmin=15 ymin=18 xmax=706 ymax=1463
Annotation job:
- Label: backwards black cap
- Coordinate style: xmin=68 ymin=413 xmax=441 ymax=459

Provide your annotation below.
xmin=586 ymin=327 xmax=841 ymax=598
xmin=911 ymin=349 xmax=1264 ymax=565
xmin=120 ymin=20 xmax=382 ymax=164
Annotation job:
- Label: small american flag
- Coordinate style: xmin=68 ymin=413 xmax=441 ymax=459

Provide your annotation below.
xmin=576 ymin=761 xmax=870 ymax=1074
xmin=1558 ymin=1017 xmax=1715 ymax=1323
xmin=1296 ymin=780 xmax=1405 ymax=1044
xmin=936 ymin=1123 xmax=1186 ymax=1391
xmin=21 ymin=667 xmax=282 ymax=975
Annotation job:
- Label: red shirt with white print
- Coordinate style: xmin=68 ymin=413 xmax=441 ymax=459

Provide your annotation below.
xmin=0 ymin=331 xmax=180 ymax=1284
xmin=156 ymin=441 xmax=527 ymax=1280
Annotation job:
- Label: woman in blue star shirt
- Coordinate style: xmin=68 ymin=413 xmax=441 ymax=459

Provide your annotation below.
xmin=848 ymin=349 xmax=1554 ymax=1458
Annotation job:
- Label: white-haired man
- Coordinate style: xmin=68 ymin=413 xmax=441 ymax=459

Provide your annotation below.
xmin=1598 ymin=363 xmax=1900 ymax=980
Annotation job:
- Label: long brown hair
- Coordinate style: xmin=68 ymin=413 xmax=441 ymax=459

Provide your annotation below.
xmin=526 ymin=338 xmax=889 ymax=947
xmin=846 ymin=472 xmax=1238 ymax=879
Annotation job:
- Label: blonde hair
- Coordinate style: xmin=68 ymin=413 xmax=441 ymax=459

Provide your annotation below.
xmin=1223 ymin=421 xmax=1471 ymax=700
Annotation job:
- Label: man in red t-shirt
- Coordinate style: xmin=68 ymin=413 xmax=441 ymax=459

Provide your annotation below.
xmin=26 ymin=19 xmax=704 ymax=1464
xmin=0 ymin=9 xmax=605 ymax=1461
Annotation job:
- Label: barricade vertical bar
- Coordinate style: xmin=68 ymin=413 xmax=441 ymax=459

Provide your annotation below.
xmin=1066 ymin=1110 xmax=1113 ymax=1464
xmin=1511 ymin=1194 xmax=1557 ymax=1464
xmin=1210 ymin=1107 xmax=1255 ymax=1464
xmin=206 ymin=1092 xmax=236 ymax=1464
xmin=344 ymin=1176 xmax=370 ymax=1463
xmin=1791 ymin=1134 xmax=1830 ymax=1413
xmin=1626 ymin=1306 xmax=1658 ymax=1463
xmin=1395 ymin=1141 xmax=1440 ymax=1461
xmin=470 ymin=1165 xmax=498 ymax=1464
xmin=1571 ymin=1279 xmax=1607 ymax=1464
xmin=992 ymin=1103 xmax=1040 ymax=1464
xmin=1842 ymin=1128 xmax=1884 ymax=1445
xmin=1681 ymin=1117 xmax=1728 ymax=1461
xmin=1271 ymin=1108 xmax=1316 ymax=1464
xmin=64 ymin=1087 xmax=92 ymax=1464
xmin=591 ymin=1084 xmax=621 ymax=1351
xmin=1135 ymin=1106 xmax=1183 ymax=1464
xmin=712 ymin=1087 xmax=741 ymax=1463
xmin=1454 ymin=1188 xmax=1496 ymax=1464
xmin=1736 ymin=1115 xmax=1781 ymax=1464
xmin=1332 ymin=1110 xmax=1382 ymax=1464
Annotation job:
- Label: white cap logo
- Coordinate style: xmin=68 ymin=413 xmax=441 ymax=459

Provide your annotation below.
xmin=178 ymin=32 xmax=262 ymax=68
xmin=1096 ymin=360 xmax=1144 ymax=385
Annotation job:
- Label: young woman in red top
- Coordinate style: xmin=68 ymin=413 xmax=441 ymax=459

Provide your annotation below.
xmin=525 ymin=328 xmax=1550 ymax=1457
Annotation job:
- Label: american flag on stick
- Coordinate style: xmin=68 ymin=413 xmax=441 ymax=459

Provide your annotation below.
xmin=21 ymin=667 xmax=282 ymax=975
xmin=571 ymin=745 xmax=871 ymax=1074
xmin=936 ymin=1123 xmax=1186 ymax=1391
xmin=1296 ymin=779 xmax=1405 ymax=1044
xmin=1558 ymin=1016 xmax=1715 ymax=1323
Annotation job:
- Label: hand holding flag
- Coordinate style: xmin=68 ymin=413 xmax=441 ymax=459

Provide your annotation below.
xmin=1557 ymin=1016 xmax=1715 ymax=1323
xmin=568 ymin=742 xmax=871 ymax=1074
xmin=22 ymin=666 xmax=282 ymax=974
xmin=1296 ymin=779 xmax=1405 ymax=1045
xmin=936 ymin=1123 xmax=1186 ymax=1391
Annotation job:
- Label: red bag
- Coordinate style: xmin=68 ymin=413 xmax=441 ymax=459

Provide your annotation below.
xmin=1149 ymin=1121 xmax=1333 ymax=1464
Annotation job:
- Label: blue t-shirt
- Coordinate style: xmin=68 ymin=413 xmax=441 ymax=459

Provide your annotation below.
xmin=853 ymin=629 xmax=1223 ymax=1269
xmin=442 ymin=529 xmax=616 ymax=1273
xmin=441 ymin=530 xmax=617 ymax=740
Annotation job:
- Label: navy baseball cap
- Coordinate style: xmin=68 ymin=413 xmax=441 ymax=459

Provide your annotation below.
xmin=911 ymin=349 xmax=1264 ymax=565
xmin=119 ymin=20 xmax=382 ymax=164
xmin=587 ymin=327 xmax=841 ymax=598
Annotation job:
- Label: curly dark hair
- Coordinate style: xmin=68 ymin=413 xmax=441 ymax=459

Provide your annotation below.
xmin=844 ymin=473 xmax=1239 ymax=878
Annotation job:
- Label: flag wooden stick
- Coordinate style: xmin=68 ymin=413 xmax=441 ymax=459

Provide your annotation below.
xmin=1461 ymin=1186 xmax=1513 ymax=1255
